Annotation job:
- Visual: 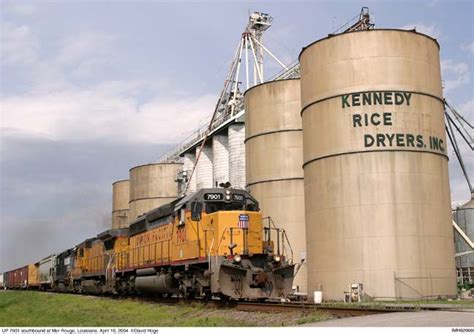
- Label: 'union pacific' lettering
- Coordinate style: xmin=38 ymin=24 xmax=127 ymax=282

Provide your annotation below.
xmin=342 ymin=91 xmax=412 ymax=108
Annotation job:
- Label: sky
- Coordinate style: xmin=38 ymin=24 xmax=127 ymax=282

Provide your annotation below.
xmin=1 ymin=0 xmax=473 ymax=272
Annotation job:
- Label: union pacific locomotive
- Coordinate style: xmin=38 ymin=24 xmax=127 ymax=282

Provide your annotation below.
xmin=3 ymin=188 xmax=295 ymax=300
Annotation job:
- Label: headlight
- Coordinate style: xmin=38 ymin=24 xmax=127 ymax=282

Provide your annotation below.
xmin=234 ymin=254 xmax=242 ymax=263
xmin=225 ymin=189 xmax=231 ymax=195
xmin=273 ymin=255 xmax=281 ymax=263
xmin=225 ymin=194 xmax=231 ymax=200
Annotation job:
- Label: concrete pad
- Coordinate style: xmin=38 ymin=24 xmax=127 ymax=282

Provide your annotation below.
xmin=304 ymin=311 xmax=474 ymax=327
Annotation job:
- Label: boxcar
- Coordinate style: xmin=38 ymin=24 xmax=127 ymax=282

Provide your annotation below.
xmin=28 ymin=263 xmax=40 ymax=288
xmin=5 ymin=266 xmax=29 ymax=289
xmin=5 ymin=271 xmax=13 ymax=289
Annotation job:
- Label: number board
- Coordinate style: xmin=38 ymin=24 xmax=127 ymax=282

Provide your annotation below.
xmin=232 ymin=193 xmax=245 ymax=202
xmin=204 ymin=193 xmax=224 ymax=201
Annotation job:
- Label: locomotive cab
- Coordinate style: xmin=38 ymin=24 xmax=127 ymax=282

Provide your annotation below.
xmin=189 ymin=188 xmax=262 ymax=257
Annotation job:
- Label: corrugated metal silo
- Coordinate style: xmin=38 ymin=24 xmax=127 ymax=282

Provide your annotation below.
xmin=228 ymin=123 xmax=246 ymax=189
xmin=245 ymin=79 xmax=307 ymax=293
xmin=195 ymin=144 xmax=213 ymax=190
xmin=213 ymin=133 xmax=230 ymax=186
xmin=112 ymin=180 xmax=130 ymax=229
xmin=454 ymin=196 xmax=474 ymax=284
xmin=129 ymin=163 xmax=182 ymax=222
xmin=300 ymin=29 xmax=457 ymax=300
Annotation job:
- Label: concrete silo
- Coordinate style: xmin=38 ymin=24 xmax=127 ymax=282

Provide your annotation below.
xmin=195 ymin=144 xmax=213 ymax=190
xmin=111 ymin=180 xmax=130 ymax=229
xmin=300 ymin=29 xmax=457 ymax=300
xmin=129 ymin=163 xmax=182 ymax=222
xmin=245 ymin=79 xmax=307 ymax=293
xmin=212 ymin=133 xmax=230 ymax=186
xmin=183 ymin=152 xmax=197 ymax=193
xmin=229 ymin=123 xmax=246 ymax=189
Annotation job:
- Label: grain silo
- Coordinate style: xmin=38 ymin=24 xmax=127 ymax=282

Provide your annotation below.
xmin=300 ymin=29 xmax=457 ymax=300
xmin=228 ymin=123 xmax=246 ymax=189
xmin=454 ymin=196 xmax=474 ymax=284
xmin=111 ymin=180 xmax=130 ymax=229
xmin=195 ymin=144 xmax=213 ymax=190
xmin=245 ymin=79 xmax=306 ymax=293
xmin=212 ymin=133 xmax=230 ymax=186
xmin=183 ymin=152 xmax=197 ymax=193
xmin=129 ymin=163 xmax=182 ymax=222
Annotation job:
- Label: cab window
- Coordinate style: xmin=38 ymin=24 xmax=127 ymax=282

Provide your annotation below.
xmin=190 ymin=201 xmax=203 ymax=221
xmin=205 ymin=202 xmax=244 ymax=214
xmin=245 ymin=199 xmax=259 ymax=212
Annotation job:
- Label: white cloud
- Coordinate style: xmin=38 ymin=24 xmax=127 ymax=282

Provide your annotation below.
xmin=400 ymin=23 xmax=441 ymax=39
xmin=461 ymin=42 xmax=474 ymax=54
xmin=441 ymin=59 xmax=470 ymax=92
xmin=1 ymin=82 xmax=216 ymax=144
xmin=55 ymin=31 xmax=119 ymax=79
xmin=0 ymin=20 xmax=216 ymax=147
xmin=458 ymin=99 xmax=474 ymax=119
xmin=56 ymin=31 xmax=118 ymax=66
xmin=1 ymin=22 xmax=127 ymax=92
xmin=0 ymin=21 xmax=39 ymax=65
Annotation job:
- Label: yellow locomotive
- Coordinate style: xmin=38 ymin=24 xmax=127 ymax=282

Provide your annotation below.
xmin=4 ymin=188 xmax=295 ymax=300
xmin=117 ymin=187 xmax=296 ymax=300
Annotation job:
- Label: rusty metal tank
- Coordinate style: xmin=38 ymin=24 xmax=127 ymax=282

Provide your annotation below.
xmin=129 ymin=163 xmax=182 ymax=222
xmin=300 ymin=29 xmax=457 ymax=300
xmin=245 ymin=79 xmax=307 ymax=293
xmin=112 ymin=180 xmax=130 ymax=229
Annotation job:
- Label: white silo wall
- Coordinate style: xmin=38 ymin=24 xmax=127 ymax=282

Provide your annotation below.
xmin=228 ymin=123 xmax=246 ymax=189
xmin=195 ymin=145 xmax=213 ymax=190
xmin=212 ymin=134 xmax=230 ymax=186
xmin=183 ymin=152 xmax=197 ymax=193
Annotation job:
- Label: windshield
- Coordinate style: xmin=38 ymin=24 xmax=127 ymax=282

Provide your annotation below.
xmin=204 ymin=200 xmax=259 ymax=214
xmin=205 ymin=202 xmax=243 ymax=214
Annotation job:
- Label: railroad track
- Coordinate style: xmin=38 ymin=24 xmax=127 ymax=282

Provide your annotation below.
xmin=22 ymin=290 xmax=444 ymax=318
xmin=117 ymin=295 xmax=400 ymax=317
xmin=232 ymin=301 xmax=398 ymax=317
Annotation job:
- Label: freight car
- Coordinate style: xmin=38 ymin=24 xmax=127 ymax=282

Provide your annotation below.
xmin=38 ymin=254 xmax=56 ymax=290
xmin=4 ymin=266 xmax=28 ymax=289
xmin=27 ymin=262 xmax=40 ymax=289
xmin=0 ymin=273 xmax=4 ymax=289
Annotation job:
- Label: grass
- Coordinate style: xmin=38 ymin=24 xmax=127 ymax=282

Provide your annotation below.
xmin=0 ymin=291 xmax=331 ymax=327
xmin=382 ymin=299 xmax=474 ymax=308
xmin=0 ymin=291 xmax=246 ymax=327
xmin=295 ymin=313 xmax=332 ymax=325
xmin=323 ymin=299 xmax=474 ymax=309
